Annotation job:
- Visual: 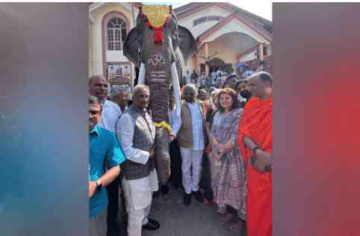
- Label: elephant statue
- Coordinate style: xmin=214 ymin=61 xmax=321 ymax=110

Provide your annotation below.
xmin=124 ymin=5 xmax=196 ymax=184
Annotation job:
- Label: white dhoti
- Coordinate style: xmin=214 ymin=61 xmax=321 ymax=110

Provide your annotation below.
xmin=122 ymin=169 xmax=159 ymax=236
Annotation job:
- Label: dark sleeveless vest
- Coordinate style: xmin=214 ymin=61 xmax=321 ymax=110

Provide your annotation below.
xmin=122 ymin=106 xmax=156 ymax=180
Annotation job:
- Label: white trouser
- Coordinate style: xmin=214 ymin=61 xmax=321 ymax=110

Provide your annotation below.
xmin=122 ymin=170 xmax=158 ymax=236
xmin=180 ymin=147 xmax=203 ymax=194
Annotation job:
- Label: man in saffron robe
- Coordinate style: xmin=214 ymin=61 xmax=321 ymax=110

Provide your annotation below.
xmin=238 ymin=71 xmax=273 ymax=236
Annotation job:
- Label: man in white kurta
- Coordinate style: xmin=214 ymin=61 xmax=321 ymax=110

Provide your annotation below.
xmin=173 ymin=84 xmax=205 ymax=206
xmin=117 ymin=85 xmax=160 ymax=236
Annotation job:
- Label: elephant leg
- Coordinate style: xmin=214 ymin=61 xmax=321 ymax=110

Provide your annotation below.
xmin=155 ymin=127 xmax=171 ymax=185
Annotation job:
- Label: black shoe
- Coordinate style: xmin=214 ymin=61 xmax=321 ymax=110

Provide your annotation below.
xmin=193 ymin=191 xmax=203 ymax=203
xmin=142 ymin=218 xmax=160 ymax=231
xmin=183 ymin=192 xmax=191 ymax=206
xmin=161 ymin=184 xmax=169 ymax=195
xmin=204 ymin=190 xmax=214 ymax=202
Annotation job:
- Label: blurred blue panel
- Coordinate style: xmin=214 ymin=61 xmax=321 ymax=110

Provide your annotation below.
xmin=0 ymin=3 xmax=88 ymax=236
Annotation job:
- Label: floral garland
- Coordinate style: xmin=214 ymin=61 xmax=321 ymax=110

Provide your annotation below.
xmin=140 ymin=5 xmax=172 ymax=45
xmin=144 ymin=17 xmax=170 ymax=45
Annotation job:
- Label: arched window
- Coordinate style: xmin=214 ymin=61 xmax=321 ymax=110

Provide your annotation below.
xmin=107 ymin=18 xmax=127 ymax=51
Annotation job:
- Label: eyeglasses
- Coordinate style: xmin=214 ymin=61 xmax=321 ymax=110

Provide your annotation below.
xmin=89 ymin=110 xmax=101 ymax=116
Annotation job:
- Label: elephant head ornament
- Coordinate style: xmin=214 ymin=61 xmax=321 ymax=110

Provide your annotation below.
xmin=123 ymin=5 xmax=197 ymax=184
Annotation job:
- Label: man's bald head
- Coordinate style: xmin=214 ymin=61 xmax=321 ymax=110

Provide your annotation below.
xmin=247 ymin=71 xmax=273 ymax=87
xmin=247 ymin=72 xmax=273 ymax=100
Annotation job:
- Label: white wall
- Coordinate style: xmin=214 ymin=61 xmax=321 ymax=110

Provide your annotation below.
xmin=89 ymin=3 xmax=135 ymax=77
xmin=178 ymin=6 xmax=231 ymax=38
xmin=205 ymin=18 xmax=270 ymax=44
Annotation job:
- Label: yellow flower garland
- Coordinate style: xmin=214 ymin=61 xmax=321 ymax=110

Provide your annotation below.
xmin=155 ymin=121 xmax=172 ymax=133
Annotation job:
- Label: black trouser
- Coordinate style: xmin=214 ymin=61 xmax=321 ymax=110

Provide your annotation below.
xmin=106 ymin=175 xmax=120 ymax=228
xmin=106 ymin=174 xmax=127 ymax=236
xmin=169 ymin=139 xmax=182 ymax=188
xmin=200 ymin=151 xmax=214 ymax=200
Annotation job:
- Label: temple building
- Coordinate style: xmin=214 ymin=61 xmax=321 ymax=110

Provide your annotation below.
xmin=89 ymin=2 xmax=272 ymax=89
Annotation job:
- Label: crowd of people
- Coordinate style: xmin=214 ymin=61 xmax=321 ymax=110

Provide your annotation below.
xmin=183 ymin=61 xmax=264 ymax=91
xmin=88 ymin=70 xmax=273 ymax=236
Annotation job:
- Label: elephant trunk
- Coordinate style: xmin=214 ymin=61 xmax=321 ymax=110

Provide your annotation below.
xmin=145 ymin=51 xmax=171 ymax=185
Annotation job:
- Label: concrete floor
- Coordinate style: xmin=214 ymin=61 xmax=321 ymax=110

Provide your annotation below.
xmin=143 ymin=188 xmax=246 ymax=236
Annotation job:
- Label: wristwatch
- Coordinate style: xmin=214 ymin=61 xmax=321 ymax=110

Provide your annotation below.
xmin=95 ymin=180 xmax=102 ymax=191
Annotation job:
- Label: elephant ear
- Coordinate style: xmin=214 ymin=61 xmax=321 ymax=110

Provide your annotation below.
xmin=178 ymin=25 xmax=197 ymax=64
xmin=124 ymin=28 xmax=140 ymax=67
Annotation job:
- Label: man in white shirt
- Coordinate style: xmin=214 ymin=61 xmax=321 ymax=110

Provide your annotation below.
xmin=89 ymin=75 xmax=122 ymax=232
xmin=117 ymin=85 xmax=160 ymax=236
xmin=89 ymin=75 xmax=121 ymax=133
xmin=172 ymin=84 xmax=206 ymax=206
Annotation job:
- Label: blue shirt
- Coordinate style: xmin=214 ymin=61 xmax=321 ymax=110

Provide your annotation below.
xmin=89 ymin=125 xmax=125 ymax=218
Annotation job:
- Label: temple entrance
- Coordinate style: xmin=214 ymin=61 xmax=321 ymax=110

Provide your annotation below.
xmin=200 ymin=57 xmax=234 ymax=75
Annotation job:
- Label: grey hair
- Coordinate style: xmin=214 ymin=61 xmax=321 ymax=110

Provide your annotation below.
xmin=89 ymin=95 xmax=102 ymax=108
xmin=89 ymin=75 xmax=106 ymax=85
xmin=182 ymin=84 xmax=198 ymax=95
xmin=132 ymin=84 xmax=150 ymax=102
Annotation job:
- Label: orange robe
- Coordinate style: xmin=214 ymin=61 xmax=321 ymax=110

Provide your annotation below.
xmin=238 ymin=97 xmax=272 ymax=236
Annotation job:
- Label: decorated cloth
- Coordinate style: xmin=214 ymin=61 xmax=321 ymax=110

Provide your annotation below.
xmin=238 ymin=97 xmax=272 ymax=236
xmin=209 ymin=108 xmax=246 ymax=219
xmin=142 ymin=5 xmax=171 ymax=45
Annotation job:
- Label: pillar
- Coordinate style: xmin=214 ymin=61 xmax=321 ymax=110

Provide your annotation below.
xmin=204 ymin=42 xmax=209 ymax=76
xmin=258 ymin=43 xmax=264 ymax=61
xmin=192 ymin=54 xmax=197 ymax=72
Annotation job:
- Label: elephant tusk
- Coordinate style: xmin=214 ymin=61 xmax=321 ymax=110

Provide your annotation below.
xmin=170 ymin=62 xmax=181 ymax=117
xmin=138 ymin=63 xmax=146 ymax=85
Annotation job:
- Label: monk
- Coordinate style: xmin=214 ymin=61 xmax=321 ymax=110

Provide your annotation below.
xmin=238 ymin=71 xmax=273 ymax=236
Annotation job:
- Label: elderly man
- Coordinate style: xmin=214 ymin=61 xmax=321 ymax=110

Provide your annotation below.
xmin=89 ymin=75 xmax=123 ymax=231
xmin=173 ymin=84 xmax=206 ymax=206
xmin=117 ymin=85 xmax=160 ymax=236
xmin=110 ymin=86 xmax=129 ymax=113
xmin=238 ymin=72 xmax=273 ymax=236
xmin=88 ymin=96 xmax=125 ymax=236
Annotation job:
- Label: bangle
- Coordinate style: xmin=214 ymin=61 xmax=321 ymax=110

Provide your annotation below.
xmin=252 ymin=146 xmax=259 ymax=155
